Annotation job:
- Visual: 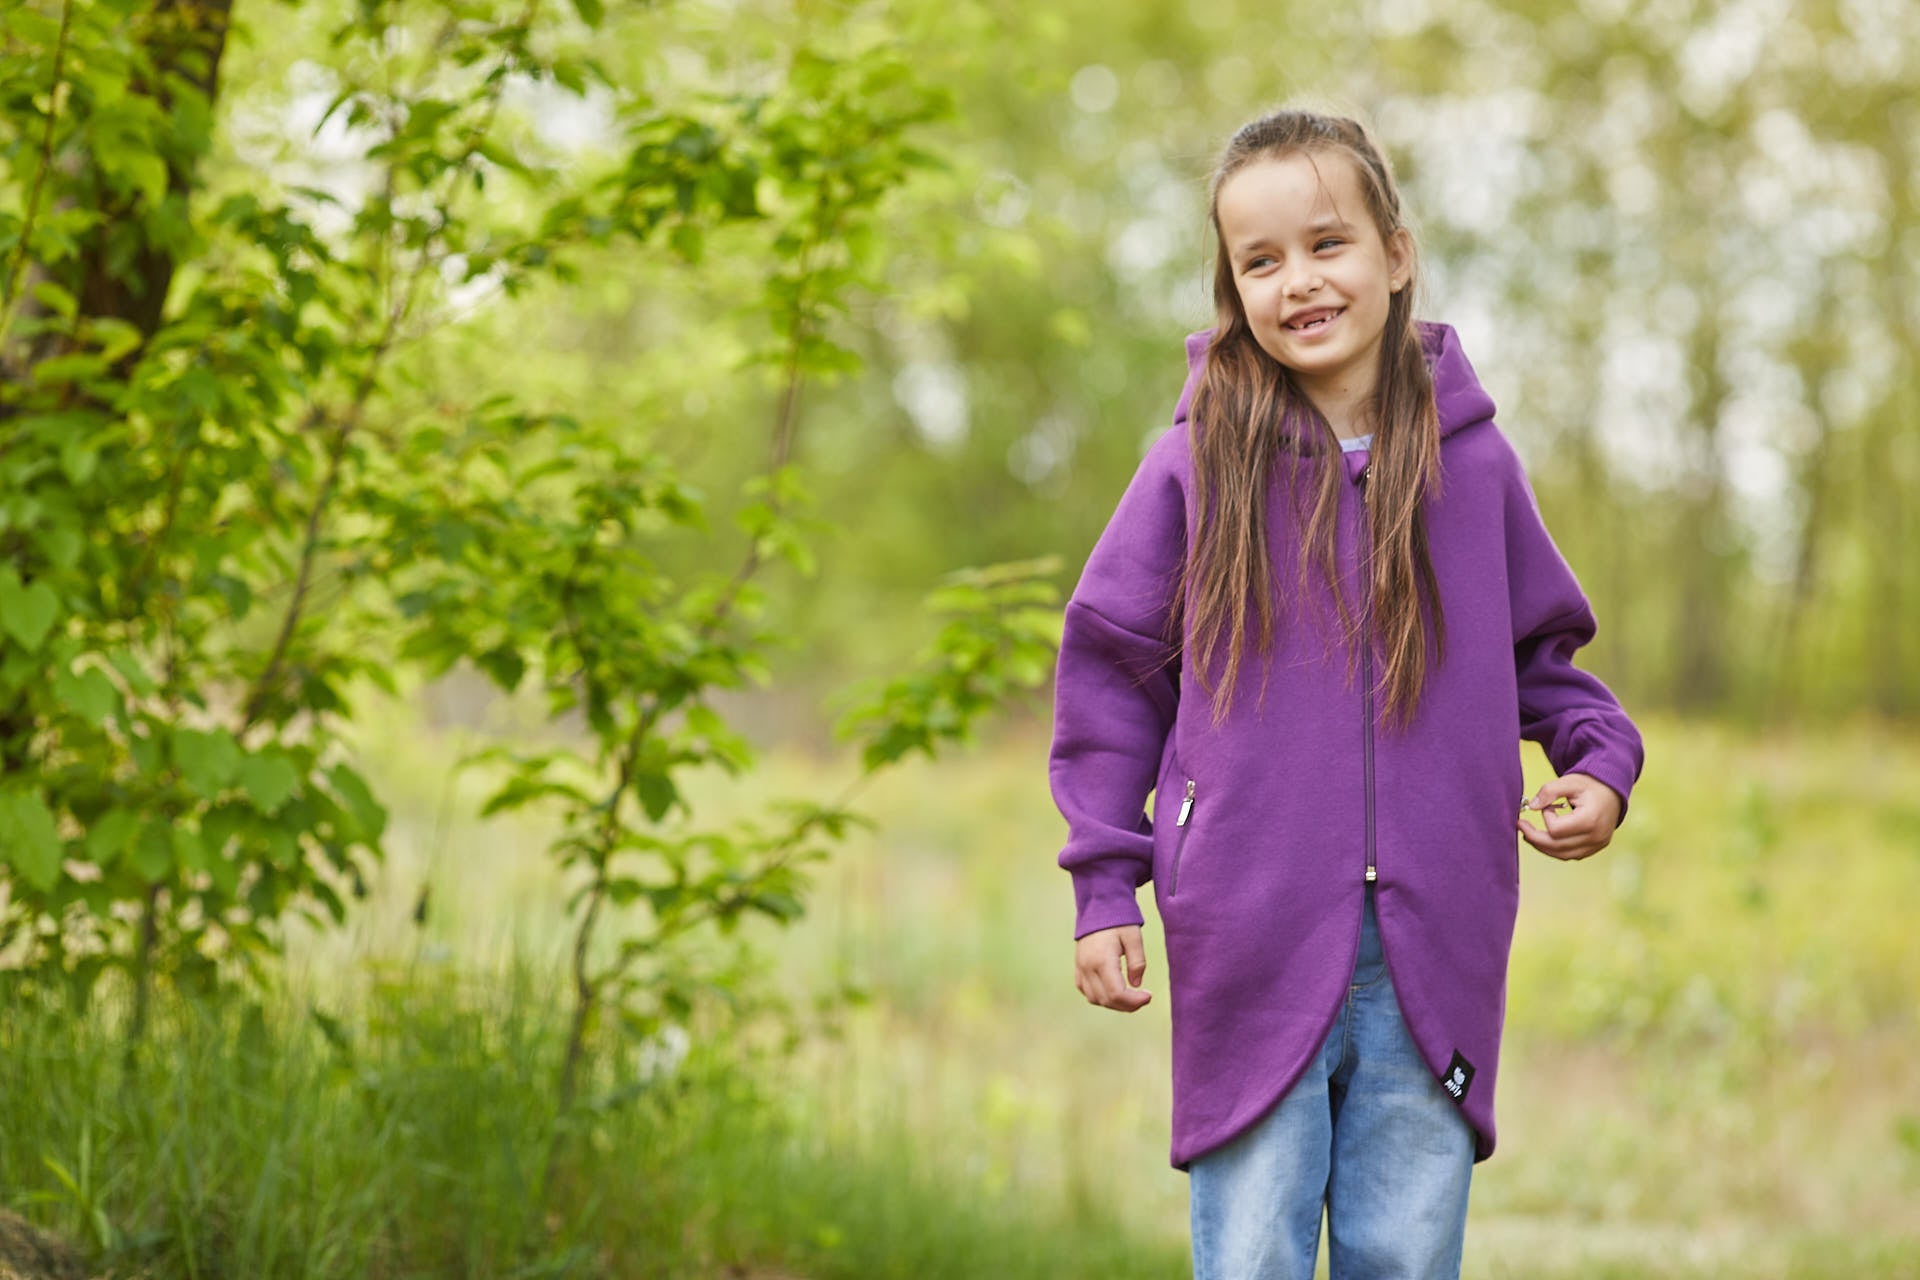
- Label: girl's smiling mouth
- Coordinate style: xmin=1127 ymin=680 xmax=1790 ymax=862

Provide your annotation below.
xmin=1285 ymin=307 xmax=1344 ymax=335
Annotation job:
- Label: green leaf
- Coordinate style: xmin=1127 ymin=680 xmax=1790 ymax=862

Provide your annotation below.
xmin=129 ymin=822 xmax=171 ymax=881
xmin=204 ymin=843 xmax=240 ymax=898
xmin=128 ymin=728 xmax=162 ymax=775
xmin=201 ymin=802 xmax=245 ymax=855
xmin=31 ymin=279 xmax=77 ymax=321
xmin=173 ymin=727 xmax=242 ymax=797
xmin=0 ymin=570 xmax=60 ymax=652
xmin=237 ymin=752 xmax=300 ymax=814
xmin=121 ymin=151 xmax=169 ymax=209
xmin=571 ymin=0 xmax=604 ymax=27
xmin=262 ymin=825 xmax=299 ymax=869
xmin=30 ymin=353 xmax=108 ymax=387
xmin=636 ymin=771 xmax=678 ymax=822
xmin=0 ymin=788 xmax=64 ymax=891
xmin=83 ymin=809 xmax=141 ymax=868
xmin=668 ymin=222 xmax=703 ymax=262
xmin=749 ymin=890 xmax=805 ymax=923
xmin=60 ymin=435 xmax=98 ymax=484
xmin=41 ymin=525 xmax=83 ymax=571
xmin=327 ymin=763 xmax=386 ymax=842
xmin=207 ymin=573 xmax=252 ymax=619
xmin=86 ymin=317 xmax=143 ymax=364
xmin=474 ymin=645 xmax=526 ymax=691
xmin=52 ymin=666 xmax=119 ymax=724
xmin=172 ymin=825 xmax=210 ymax=874
xmin=478 ymin=769 xmax=589 ymax=818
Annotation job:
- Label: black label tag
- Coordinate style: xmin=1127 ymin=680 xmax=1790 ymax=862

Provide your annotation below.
xmin=1440 ymin=1049 xmax=1475 ymax=1104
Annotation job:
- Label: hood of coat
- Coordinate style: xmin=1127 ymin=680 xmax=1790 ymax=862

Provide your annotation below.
xmin=1181 ymin=318 xmax=1498 ymax=483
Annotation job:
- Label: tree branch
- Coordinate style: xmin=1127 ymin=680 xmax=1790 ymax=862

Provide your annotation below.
xmin=0 ymin=0 xmax=74 ymax=366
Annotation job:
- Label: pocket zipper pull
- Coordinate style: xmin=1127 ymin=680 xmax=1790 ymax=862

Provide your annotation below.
xmin=1176 ymin=780 xmax=1194 ymax=826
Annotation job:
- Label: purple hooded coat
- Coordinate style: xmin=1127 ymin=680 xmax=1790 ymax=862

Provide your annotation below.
xmin=1049 ymin=319 xmax=1645 ymax=1172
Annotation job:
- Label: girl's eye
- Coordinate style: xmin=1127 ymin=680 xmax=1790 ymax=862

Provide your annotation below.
xmin=1316 ymin=238 xmax=1343 ymax=251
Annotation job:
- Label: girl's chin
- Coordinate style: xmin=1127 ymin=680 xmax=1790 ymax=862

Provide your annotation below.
xmin=1259 ymin=333 xmax=1347 ymax=366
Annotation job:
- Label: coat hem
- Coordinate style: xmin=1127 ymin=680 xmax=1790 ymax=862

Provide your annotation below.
xmin=1165 ymin=959 xmax=1352 ymax=1174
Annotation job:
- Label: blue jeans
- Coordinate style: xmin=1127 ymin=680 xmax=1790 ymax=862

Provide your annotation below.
xmin=1188 ymin=882 xmax=1475 ymax=1279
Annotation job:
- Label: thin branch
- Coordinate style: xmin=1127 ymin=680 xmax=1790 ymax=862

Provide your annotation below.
xmin=237 ymin=3 xmax=538 ymax=734
xmin=0 ymin=0 xmax=75 ymax=360
xmin=553 ymin=177 xmax=841 ymax=1120
xmin=237 ymin=356 xmax=390 ymax=734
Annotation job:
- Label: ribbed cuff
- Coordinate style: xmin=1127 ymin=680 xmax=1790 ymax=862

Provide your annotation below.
xmin=1071 ymin=867 xmax=1146 ymax=941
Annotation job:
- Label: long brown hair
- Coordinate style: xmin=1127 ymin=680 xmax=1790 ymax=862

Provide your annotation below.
xmin=1171 ymin=107 xmax=1446 ymax=733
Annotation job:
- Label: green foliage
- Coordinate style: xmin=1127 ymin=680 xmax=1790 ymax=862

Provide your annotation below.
xmin=832 ymin=556 xmax=1065 ymax=772
xmin=0 ymin=0 xmax=1051 ymax=1109
xmin=343 ymin=25 xmax=1044 ymax=1112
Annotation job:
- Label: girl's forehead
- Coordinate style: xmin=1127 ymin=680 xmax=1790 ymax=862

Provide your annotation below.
xmin=1217 ymin=151 xmax=1367 ymax=237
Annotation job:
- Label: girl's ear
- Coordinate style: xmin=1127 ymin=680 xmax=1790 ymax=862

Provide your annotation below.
xmin=1386 ymin=226 xmax=1414 ymax=292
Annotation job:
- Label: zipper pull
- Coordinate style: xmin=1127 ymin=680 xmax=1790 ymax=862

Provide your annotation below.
xmin=1176 ymin=780 xmax=1194 ymax=826
xmin=1365 ymin=865 xmax=1377 ymax=882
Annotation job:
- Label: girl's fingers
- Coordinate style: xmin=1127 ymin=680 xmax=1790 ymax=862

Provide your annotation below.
xmin=1541 ymin=806 xmax=1596 ymax=840
xmin=1521 ymin=803 xmax=1594 ymax=843
xmin=1078 ymin=944 xmax=1126 ymax=1006
xmin=1520 ymin=809 xmax=1597 ymax=859
xmin=1090 ymin=955 xmax=1121 ymax=1005
xmin=1120 ymin=933 xmax=1147 ymax=985
xmin=1518 ymin=817 xmax=1575 ymax=848
xmin=1071 ymin=926 xmax=1153 ymax=1010
xmin=1077 ymin=942 xmax=1152 ymax=1010
xmin=1518 ymin=816 xmax=1600 ymax=859
xmin=1108 ymin=947 xmax=1148 ymax=1007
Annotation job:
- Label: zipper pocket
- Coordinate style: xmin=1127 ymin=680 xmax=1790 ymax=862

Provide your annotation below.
xmin=1169 ymin=779 xmax=1195 ymax=897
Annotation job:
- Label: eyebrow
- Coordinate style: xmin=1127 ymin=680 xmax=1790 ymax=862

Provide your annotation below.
xmin=1234 ymin=217 xmax=1353 ymax=256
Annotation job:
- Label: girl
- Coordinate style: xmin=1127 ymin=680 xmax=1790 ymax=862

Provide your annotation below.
xmin=1047 ymin=107 xmax=1645 ymax=1279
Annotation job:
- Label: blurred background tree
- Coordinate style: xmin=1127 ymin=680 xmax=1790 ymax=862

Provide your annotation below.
xmin=722 ymin=0 xmax=1918 ymax=728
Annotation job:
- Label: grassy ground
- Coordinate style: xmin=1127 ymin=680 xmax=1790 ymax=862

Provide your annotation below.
xmin=3 ymin=698 xmax=1918 ymax=1277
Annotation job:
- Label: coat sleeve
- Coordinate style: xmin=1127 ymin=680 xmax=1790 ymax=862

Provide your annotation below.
xmin=1500 ymin=434 xmax=1645 ymax=825
xmin=1048 ymin=428 xmax=1188 ymax=940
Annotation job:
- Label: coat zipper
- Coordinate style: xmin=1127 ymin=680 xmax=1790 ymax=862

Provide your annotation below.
xmin=1170 ymin=779 xmax=1195 ymax=896
xmin=1358 ymin=462 xmax=1377 ymax=886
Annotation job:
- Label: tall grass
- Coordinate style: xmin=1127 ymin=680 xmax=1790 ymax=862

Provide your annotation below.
xmin=0 ymin=957 xmax=1198 ymax=1278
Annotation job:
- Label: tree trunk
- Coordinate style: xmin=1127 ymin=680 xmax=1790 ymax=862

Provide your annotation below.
xmin=1672 ymin=298 xmax=1731 ymax=711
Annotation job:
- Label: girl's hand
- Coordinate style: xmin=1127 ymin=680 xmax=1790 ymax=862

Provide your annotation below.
xmin=1518 ymin=772 xmax=1622 ymax=861
xmin=1075 ymin=924 xmax=1153 ymax=1011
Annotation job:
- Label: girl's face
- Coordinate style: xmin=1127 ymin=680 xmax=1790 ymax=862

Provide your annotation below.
xmin=1215 ymin=151 xmax=1412 ymax=409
